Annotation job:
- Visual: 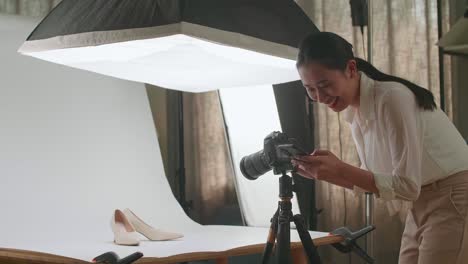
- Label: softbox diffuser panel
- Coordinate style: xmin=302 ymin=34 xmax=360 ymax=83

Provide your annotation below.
xmin=18 ymin=0 xmax=318 ymax=92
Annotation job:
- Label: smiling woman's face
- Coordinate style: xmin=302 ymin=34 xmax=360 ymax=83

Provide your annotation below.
xmin=297 ymin=60 xmax=360 ymax=112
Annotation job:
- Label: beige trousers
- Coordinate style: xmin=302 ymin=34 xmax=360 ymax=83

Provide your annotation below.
xmin=399 ymin=171 xmax=468 ymax=264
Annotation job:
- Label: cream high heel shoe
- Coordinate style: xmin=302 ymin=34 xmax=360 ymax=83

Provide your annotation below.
xmin=110 ymin=209 xmax=140 ymax=246
xmin=123 ymin=208 xmax=183 ymax=241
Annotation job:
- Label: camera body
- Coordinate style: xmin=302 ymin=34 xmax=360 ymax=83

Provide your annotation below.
xmin=264 ymin=131 xmax=306 ymax=174
xmin=240 ymin=131 xmax=307 ymax=180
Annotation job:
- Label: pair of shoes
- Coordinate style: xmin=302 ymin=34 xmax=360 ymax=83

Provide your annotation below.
xmin=110 ymin=208 xmax=184 ymax=246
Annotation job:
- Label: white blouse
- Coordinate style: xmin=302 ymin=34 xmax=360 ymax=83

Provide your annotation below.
xmin=344 ymin=72 xmax=468 ymax=201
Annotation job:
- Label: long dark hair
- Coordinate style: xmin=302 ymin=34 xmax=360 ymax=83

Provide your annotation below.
xmin=296 ymin=32 xmax=436 ymax=110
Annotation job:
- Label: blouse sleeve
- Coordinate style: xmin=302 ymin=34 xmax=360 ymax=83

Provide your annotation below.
xmin=372 ymin=88 xmax=424 ymax=201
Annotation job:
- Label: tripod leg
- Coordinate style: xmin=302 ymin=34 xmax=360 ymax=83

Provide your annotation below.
xmin=276 ymin=205 xmax=292 ymax=264
xmin=261 ymin=208 xmax=279 ymax=264
xmin=293 ymin=214 xmax=321 ymax=264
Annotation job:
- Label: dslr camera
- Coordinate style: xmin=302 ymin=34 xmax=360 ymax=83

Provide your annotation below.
xmin=240 ymin=131 xmax=308 ymax=180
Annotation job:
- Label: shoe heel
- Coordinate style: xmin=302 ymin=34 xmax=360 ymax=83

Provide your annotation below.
xmin=110 ymin=209 xmax=140 ymax=246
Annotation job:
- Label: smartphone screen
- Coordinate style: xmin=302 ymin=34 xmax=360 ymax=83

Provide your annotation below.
xmin=276 ymin=144 xmax=308 ymax=159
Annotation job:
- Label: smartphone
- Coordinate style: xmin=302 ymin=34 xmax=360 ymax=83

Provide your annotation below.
xmin=276 ymin=144 xmax=309 ymax=161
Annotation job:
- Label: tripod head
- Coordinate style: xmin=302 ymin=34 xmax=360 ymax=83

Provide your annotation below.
xmin=278 ymin=170 xmax=294 ymax=199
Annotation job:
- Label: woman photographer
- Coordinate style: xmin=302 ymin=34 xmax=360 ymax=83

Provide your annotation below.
xmin=291 ymin=32 xmax=468 ymax=263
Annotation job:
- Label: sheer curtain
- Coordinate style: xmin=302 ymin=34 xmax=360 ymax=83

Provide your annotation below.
xmin=183 ymin=91 xmax=238 ymax=224
xmin=296 ymin=0 xmax=451 ymax=263
xmin=0 ymin=0 xmax=60 ymax=17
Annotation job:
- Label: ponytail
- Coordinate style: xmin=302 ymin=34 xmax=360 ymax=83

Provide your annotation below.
xmin=355 ymin=58 xmax=436 ymax=110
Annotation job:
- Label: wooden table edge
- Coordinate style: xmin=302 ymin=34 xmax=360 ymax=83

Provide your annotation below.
xmin=0 ymin=234 xmax=343 ymax=264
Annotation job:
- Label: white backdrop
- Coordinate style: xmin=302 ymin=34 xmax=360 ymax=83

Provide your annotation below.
xmin=0 ymin=13 xmax=197 ymax=246
xmin=220 ymin=86 xmax=300 ymax=227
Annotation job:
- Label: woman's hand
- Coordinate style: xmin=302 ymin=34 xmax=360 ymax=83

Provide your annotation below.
xmin=291 ymin=149 xmax=353 ymax=189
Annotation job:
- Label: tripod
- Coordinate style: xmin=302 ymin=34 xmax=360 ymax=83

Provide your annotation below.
xmin=261 ymin=171 xmax=321 ymax=264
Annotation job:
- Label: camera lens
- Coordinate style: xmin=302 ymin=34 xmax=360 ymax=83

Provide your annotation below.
xmin=239 ymin=150 xmax=271 ymax=180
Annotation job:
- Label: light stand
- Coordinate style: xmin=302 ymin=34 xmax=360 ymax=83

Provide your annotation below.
xmin=365 ymin=0 xmax=375 ymax=258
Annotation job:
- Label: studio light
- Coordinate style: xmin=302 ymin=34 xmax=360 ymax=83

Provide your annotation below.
xmin=18 ymin=0 xmax=318 ymax=92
